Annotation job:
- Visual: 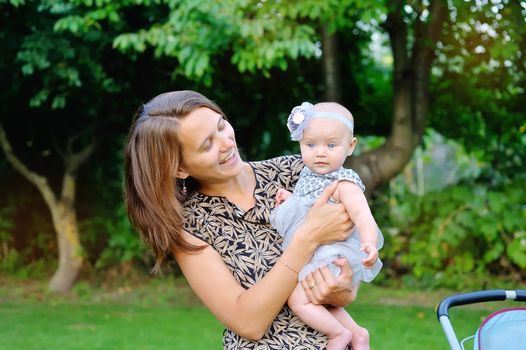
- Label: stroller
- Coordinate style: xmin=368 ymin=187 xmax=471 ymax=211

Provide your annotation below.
xmin=437 ymin=289 xmax=526 ymax=350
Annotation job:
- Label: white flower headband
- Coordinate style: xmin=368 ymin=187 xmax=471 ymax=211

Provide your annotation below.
xmin=287 ymin=102 xmax=354 ymax=141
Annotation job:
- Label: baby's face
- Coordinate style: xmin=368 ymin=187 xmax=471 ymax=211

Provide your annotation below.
xmin=299 ymin=118 xmax=357 ymax=175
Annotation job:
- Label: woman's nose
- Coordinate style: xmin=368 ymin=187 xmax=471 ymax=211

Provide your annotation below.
xmin=219 ymin=134 xmax=235 ymax=151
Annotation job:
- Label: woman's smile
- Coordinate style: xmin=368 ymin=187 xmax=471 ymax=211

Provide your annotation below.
xmin=220 ymin=148 xmax=237 ymax=165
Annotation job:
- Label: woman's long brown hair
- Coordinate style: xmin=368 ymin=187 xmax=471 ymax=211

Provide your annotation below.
xmin=124 ymin=90 xmax=226 ymax=273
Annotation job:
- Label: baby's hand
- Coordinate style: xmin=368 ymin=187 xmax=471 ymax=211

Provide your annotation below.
xmin=360 ymin=242 xmax=378 ymax=268
xmin=275 ymin=189 xmax=292 ymax=207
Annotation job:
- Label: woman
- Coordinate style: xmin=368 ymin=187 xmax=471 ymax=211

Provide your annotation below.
xmin=124 ymin=90 xmax=356 ymax=349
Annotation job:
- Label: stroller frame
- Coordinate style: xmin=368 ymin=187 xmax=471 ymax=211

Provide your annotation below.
xmin=436 ymin=289 xmax=526 ymax=350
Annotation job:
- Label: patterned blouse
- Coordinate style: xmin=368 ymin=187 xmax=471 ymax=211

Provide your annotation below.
xmin=183 ymin=155 xmax=332 ymax=349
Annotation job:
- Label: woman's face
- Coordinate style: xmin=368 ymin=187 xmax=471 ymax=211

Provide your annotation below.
xmin=176 ymin=107 xmax=244 ymax=184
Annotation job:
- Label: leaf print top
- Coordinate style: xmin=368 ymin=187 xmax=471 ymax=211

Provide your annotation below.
xmin=183 ymin=155 xmax=333 ymax=349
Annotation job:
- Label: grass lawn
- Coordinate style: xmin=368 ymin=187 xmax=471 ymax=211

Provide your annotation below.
xmin=0 ymin=276 xmax=510 ymax=350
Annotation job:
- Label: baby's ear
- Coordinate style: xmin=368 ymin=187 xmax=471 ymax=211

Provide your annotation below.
xmin=348 ymin=137 xmax=358 ymax=156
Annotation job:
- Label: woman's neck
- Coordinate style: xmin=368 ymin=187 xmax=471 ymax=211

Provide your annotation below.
xmin=198 ymin=163 xmax=255 ymax=199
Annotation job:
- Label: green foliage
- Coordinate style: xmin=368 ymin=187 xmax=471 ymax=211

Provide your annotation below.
xmin=2 ymin=0 xmax=525 ymax=285
xmin=79 ymin=139 xmax=145 ymax=270
xmin=10 ymin=2 xmax=119 ymax=110
xmin=430 ymin=0 xmax=526 ymax=180
xmin=54 ymin=0 xmax=383 ymax=84
xmin=0 ymin=200 xmax=26 ymax=276
xmin=0 ymin=188 xmax=57 ymax=278
xmin=5 ymin=0 xmax=25 ymax=6
xmin=380 ymin=179 xmax=526 ymax=289
xmin=0 ymin=201 xmax=14 ymax=245
xmin=81 ymin=198 xmax=144 ymax=270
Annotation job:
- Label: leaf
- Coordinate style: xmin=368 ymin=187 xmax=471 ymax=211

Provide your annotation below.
xmin=51 ymin=94 xmax=66 ymax=109
xmin=29 ymin=89 xmax=49 ymax=107
xmin=488 ymin=191 xmax=505 ymax=213
xmin=193 ymin=53 xmax=209 ymax=78
xmin=507 ymin=236 xmax=526 ymax=268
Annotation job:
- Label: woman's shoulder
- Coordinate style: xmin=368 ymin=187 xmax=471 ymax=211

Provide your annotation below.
xmin=249 ymin=154 xmax=302 ymax=170
xmin=181 ymin=194 xmax=213 ymax=241
xmin=250 ymin=154 xmax=304 ymax=190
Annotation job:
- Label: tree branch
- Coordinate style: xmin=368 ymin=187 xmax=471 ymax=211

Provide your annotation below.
xmin=321 ymin=25 xmax=342 ymax=102
xmin=65 ymin=137 xmax=96 ymax=174
xmin=385 ymin=0 xmax=409 ymax=81
xmin=411 ymin=0 xmax=447 ymax=145
xmin=0 ymin=124 xmax=57 ymax=208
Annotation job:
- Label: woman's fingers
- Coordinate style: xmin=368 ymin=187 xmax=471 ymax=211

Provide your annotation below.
xmin=302 ymin=271 xmax=324 ymax=305
xmin=315 ymin=181 xmax=338 ymax=205
xmin=303 ymin=259 xmax=356 ymax=306
xmin=301 ymin=273 xmax=319 ymax=303
xmin=333 ymin=258 xmax=353 ymax=281
xmin=312 ymin=268 xmax=327 ymax=294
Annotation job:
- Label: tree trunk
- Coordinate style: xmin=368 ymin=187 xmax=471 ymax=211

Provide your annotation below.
xmin=0 ymin=125 xmax=94 ymax=293
xmin=48 ymin=173 xmax=83 ymax=293
xmin=321 ymin=25 xmax=342 ymax=102
xmin=345 ymin=0 xmax=447 ymax=196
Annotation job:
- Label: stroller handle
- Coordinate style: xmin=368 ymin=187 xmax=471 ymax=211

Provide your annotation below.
xmin=437 ymin=289 xmax=526 ymax=318
xmin=437 ymin=289 xmax=526 ymax=350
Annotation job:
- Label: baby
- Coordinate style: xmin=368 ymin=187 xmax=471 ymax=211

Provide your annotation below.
xmin=270 ymin=102 xmax=383 ymax=350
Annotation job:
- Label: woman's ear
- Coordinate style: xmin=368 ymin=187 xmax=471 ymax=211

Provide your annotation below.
xmin=175 ymin=167 xmax=189 ymax=180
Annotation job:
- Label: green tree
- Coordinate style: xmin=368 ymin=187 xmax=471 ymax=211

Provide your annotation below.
xmin=1 ymin=0 xmax=126 ymax=292
xmin=2 ymin=0 xmax=524 ymax=290
xmin=55 ymin=0 xmax=443 ymax=193
xmin=430 ymin=0 xmax=526 ymax=180
xmin=25 ymin=0 xmax=526 ymax=187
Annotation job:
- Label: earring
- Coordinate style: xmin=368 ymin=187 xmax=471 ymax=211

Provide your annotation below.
xmin=181 ymin=179 xmax=187 ymax=195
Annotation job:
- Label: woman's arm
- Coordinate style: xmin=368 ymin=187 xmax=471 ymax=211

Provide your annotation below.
xmin=175 ymin=232 xmax=300 ymax=340
xmin=175 ymin=182 xmax=353 ymax=340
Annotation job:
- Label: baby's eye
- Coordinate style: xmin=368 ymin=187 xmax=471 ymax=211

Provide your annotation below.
xmin=307 ymin=143 xmax=315 ymax=148
xmin=328 ymin=143 xmax=337 ymax=149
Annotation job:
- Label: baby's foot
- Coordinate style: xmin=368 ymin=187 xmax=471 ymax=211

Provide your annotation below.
xmin=327 ymin=328 xmax=353 ymax=350
xmin=350 ymin=327 xmax=370 ymax=350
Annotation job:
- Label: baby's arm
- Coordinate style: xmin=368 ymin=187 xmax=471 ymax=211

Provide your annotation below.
xmin=275 ymin=188 xmax=292 ymax=207
xmin=333 ymin=181 xmax=379 ymax=268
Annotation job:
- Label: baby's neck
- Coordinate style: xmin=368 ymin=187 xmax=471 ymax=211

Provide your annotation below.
xmin=306 ymin=166 xmax=342 ymax=176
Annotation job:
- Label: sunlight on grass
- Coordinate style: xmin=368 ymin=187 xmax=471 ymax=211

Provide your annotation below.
xmin=0 ymin=278 xmax=508 ymax=350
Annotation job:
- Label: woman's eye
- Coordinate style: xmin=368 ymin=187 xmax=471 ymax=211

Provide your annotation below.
xmin=219 ymin=119 xmax=226 ymax=130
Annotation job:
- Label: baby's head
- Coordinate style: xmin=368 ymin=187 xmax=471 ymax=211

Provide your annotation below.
xmin=287 ymin=101 xmax=357 ymax=175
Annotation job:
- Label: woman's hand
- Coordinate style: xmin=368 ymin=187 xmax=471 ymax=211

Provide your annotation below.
xmin=301 ymin=181 xmax=354 ymax=246
xmin=300 ymin=258 xmax=356 ymax=307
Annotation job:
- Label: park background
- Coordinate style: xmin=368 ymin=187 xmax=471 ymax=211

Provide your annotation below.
xmin=0 ymin=0 xmax=525 ymax=349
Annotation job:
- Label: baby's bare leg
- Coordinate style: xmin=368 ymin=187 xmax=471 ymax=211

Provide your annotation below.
xmin=288 ymin=284 xmax=352 ymax=350
xmin=329 ymin=307 xmax=370 ymax=350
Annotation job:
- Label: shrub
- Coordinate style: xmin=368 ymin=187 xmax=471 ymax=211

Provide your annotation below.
xmin=377 ymin=179 xmax=526 ymax=289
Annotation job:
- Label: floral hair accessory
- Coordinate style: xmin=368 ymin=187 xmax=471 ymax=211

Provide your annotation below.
xmin=287 ymin=102 xmax=354 ymax=141
xmin=287 ymin=102 xmax=315 ymax=141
